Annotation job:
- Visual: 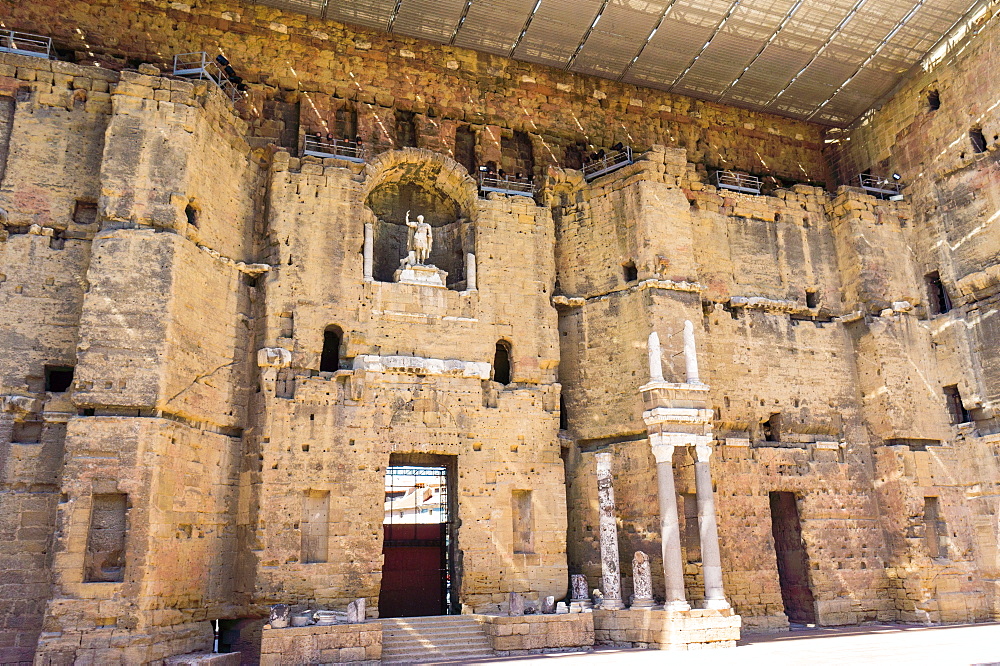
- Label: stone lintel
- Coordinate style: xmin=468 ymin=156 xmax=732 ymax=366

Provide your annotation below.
xmin=643 ymin=406 xmax=714 ymax=426
xmin=353 ymin=354 xmax=491 ymax=379
xmin=649 ymin=432 xmax=713 ymax=453
xmin=639 ymin=381 xmax=710 ymax=393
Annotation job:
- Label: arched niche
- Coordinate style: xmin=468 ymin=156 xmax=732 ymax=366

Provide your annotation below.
xmin=362 ymin=149 xmax=478 ymax=290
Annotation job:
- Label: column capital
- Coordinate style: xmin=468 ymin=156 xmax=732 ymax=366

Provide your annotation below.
xmin=650 ymin=441 xmax=675 ymax=464
xmin=694 ymin=441 xmax=714 ymax=462
xmin=595 ymin=450 xmax=613 ymax=474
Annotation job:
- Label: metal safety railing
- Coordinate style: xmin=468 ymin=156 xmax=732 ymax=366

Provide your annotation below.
xmin=0 ymin=29 xmax=53 ymax=59
xmin=714 ymin=170 xmax=763 ymax=195
xmin=172 ymin=52 xmax=244 ymax=101
xmin=582 ymin=146 xmax=633 ymax=181
xmin=858 ymin=173 xmax=901 ymax=198
xmin=478 ymin=172 xmax=535 ymax=197
xmin=302 ymin=135 xmax=366 ymax=162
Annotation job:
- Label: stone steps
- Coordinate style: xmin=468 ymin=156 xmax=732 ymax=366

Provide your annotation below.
xmin=380 ymin=616 xmax=495 ymax=664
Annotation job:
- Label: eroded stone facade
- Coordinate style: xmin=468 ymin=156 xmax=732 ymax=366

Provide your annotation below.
xmin=0 ymin=1 xmax=998 ymax=663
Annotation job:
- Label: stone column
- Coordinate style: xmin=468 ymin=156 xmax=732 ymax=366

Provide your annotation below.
xmin=647 ymin=331 xmax=665 ymax=382
xmin=363 ymin=222 xmax=374 ymax=281
xmin=683 ymin=319 xmax=701 ymax=384
xmin=651 ymin=436 xmax=690 ymax=611
xmin=694 ymin=442 xmax=730 ymax=609
xmin=595 ymin=451 xmax=625 ymax=609
xmin=466 ymin=252 xmax=477 ymax=290
xmin=631 ymin=551 xmax=655 ymax=609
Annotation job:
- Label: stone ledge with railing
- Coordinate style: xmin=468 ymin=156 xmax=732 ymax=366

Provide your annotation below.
xmin=0 ymin=28 xmax=52 ymax=59
xmin=478 ymin=172 xmax=535 ymax=197
xmin=303 ymin=135 xmax=366 ymax=162
xmin=583 ymin=147 xmax=633 ymax=181
xmin=714 ymin=169 xmax=762 ymax=195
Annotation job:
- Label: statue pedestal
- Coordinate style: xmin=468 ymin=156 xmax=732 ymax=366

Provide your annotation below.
xmin=394 ymin=264 xmax=447 ymax=288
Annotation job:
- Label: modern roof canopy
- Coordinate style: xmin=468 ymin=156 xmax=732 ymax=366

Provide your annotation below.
xmin=247 ymin=0 xmax=993 ymax=127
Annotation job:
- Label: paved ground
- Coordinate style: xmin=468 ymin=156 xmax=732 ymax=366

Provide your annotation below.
xmin=434 ymin=622 xmax=1000 ymax=666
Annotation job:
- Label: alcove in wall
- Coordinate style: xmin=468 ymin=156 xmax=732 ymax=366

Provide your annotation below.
xmin=363 ymin=154 xmax=477 ymax=290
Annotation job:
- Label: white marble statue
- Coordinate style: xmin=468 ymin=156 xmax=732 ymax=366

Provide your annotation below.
xmin=405 ymin=210 xmax=433 ymax=266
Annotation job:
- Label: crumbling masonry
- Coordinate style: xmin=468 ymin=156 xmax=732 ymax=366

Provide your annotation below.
xmin=1 ymin=0 xmax=999 ymax=663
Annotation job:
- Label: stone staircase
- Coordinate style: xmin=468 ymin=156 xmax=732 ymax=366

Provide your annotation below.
xmin=380 ymin=615 xmax=496 ymax=664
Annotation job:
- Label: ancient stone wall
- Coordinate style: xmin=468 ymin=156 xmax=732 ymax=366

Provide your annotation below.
xmin=247 ymin=146 xmax=567 ymax=616
xmin=557 ymin=145 xmax=991 ymax=630
xmin=0 ymin=52 xmax=115 ymax=665
xmin=0 ymin=1 xmax=999 ymax=662
xmin=0 ymin=55 xmax=268 ymax=662
xmin=3 ymin=0 xmax=829 ymax=184
xmin=825 ymin=7 xmax=1000 ymax=618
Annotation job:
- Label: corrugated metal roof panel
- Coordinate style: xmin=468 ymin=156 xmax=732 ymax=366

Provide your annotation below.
xmin=512 ymin=0 xmax=603 ymax=62
xmin=243 ymin=0 xmax=992 ymax=126
xmin=254 ymin=0 xmax=327 ymax=17
xmin=391 ymin=0 xmax=467 ymax=43
xmin=452 ymin=0 xmax=538 ymax=54
xmin=324 ymin=0 xmax=396 ymax=29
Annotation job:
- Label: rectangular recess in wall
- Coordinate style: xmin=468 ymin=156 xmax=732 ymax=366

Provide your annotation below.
xmin=682 ymin=493 xmax=701 ymax=562
xmin=11 ymin=420 xmax=42 ymax=443
xmin=512 ymin=489 xmax=534 ymax=554
xmin=302 ymin=490 xmax=330 ymax=563
xmin=923 ymin=497 xmax=949 ymax=559
xmin=85 ymin=493 xmax=127 ymax=582
xmin=943 ymin=385 xmax=971 ymax=424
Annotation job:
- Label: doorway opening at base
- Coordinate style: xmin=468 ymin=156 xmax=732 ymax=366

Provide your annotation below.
xmin=769 ymin=491 xmax=817 ymax=624
xmin=379 ymin=454 xmax=458 ymax=617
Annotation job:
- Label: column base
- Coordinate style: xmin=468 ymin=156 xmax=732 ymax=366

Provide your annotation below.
xmin=629 ymin=598 xmax=656 ymax=610
xmin=701 ymin=599 xmax=731 ymax=610
xmin=663 ymin=600 xmax=691 ymax=612
xmin=570 ymin=599 xmax=593 ymax=612
xmin=599 ymin=599 xmax=626 ymax=610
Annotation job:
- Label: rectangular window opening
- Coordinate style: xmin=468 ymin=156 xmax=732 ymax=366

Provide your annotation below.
xmin=72 ymin=200 xmax=98 ymax=225
xmin=762 ymin=412 xmax=781 ymax=442
xmin=45 ymin=365 xmax=74 ymax=392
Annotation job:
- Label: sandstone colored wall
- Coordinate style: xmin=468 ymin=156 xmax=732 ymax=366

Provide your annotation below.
xmin=0 ymin=52 xmax=113 ymax=665
xmin=826 ymin=7 xmax=1000 ymax=618
xmin=259 ymin=622 xmax=382 ymax=665
xmin=2 ymin=0 xmax=829 ymax=185
xmin=0 ymin=0 xmax=999 ymax=662
xmin=247 ymin=148 xmax=567 ymax=615
xmin=557 ymin=147 xmax=991 ymax=630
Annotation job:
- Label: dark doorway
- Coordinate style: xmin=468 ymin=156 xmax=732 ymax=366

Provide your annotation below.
xmin=379 ymin=457 xmax=456 ymax=617
xmin=769 ymin=491 xmax=816 ymax=623
xmin=493 ymin=341 xmax=512 ymax=385
xmin=454 ymin=124 xmax=477 ymax=176
xmin=320 ymin=326 xmax=342 ymax=372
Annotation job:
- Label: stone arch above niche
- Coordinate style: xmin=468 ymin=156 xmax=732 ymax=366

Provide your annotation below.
xmin=362 ymin=149 xmax=478 ymax=289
